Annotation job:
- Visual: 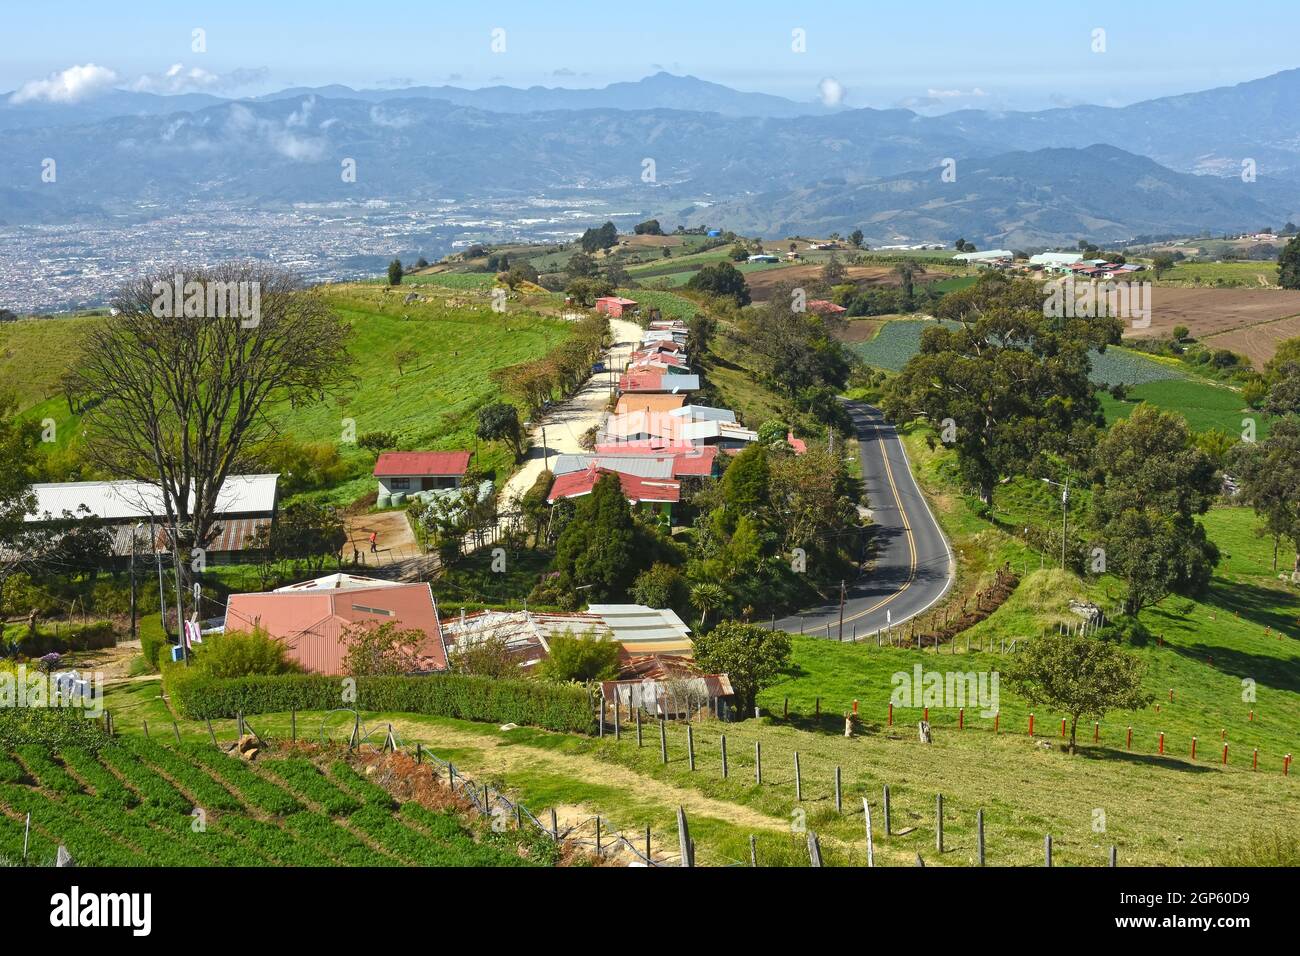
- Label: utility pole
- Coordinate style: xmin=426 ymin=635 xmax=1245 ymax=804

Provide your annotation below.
xmin=1060 ymin=474 xmax=1069 ymax=572
xmin=128 ymin=523 xmax=138 ymax=640
xmin=170 ymin=522 xmax=188 ymax=665
xmin=152 ymin=520 xmax=167 ymax=631
xmin=838 ymin=579 xmax=846 ymax=641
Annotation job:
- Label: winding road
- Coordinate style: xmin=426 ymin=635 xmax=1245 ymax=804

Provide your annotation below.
xmin=774 ymin=401 xmax=954 ymax=639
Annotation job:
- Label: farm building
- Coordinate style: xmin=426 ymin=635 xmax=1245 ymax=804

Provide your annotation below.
xmin=807 ymin=299 xmax=847 ymax=316
xmin=22 ymin=474 xmax=280 ymax=560
xmin=556 ymin=446 xmax=719 ymax=480
xmin=373 ymin=451 xmax=471 ymax=501
xmin=1028 ymin=252 xmax=1083 ymax=272
xmin=586 ymin=604 xmax=693 ymax=656
xmin=954 ymin=249 xmax=1014 ymax=266
xmin=594 ymin=296 xmax=639 ymax=318
xmin=747 ymin=254 xmax=779 ymax=263
xmin=223 ymin=574 xmax=447 ymax=675
xmin=601 ymin=658 xmax=735 ymax=719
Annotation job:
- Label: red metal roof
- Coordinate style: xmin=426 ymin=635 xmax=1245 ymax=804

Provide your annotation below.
xmin=547 ymin=467 xmax=680 ymax=505
xmin=373 ymin=451 xmax=471 ymax=477
xmin=224 ymin=582 xmax=447 ymax=675
xmin=807 ymin=299 xmax=847 ymax=315
xmin=595 ymin=296 xmax=638 ymax=307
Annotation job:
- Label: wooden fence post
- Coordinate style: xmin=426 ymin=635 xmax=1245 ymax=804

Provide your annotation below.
xmin=550 ymin=808 xmax=559 ymax=840
xmin=936 ymin=793 xmax=944 ymax=853
xmin=614 ymin=702 xmax=620 ymax=741
xmin=749 ymin=834 xmax=757 ymax=867
xmin=1109 ymin=845 xmax=1117 ymax=867
xmin=755 ymin=740 xmax=762 ymax=784
xmin=142 ymin=720 xmax=149 ymax=738
xmin=687 ymin=724 xmax=695 ymax=771
xmin=206 ymin=719 xmax=217 ymax=747
xmin=636 ymin=708 xmax=643 ymax=748
xmin=1044 ymin=834 xmax=1053 ymax=867
xmin=883 ymin=785 xmax=892 ymax=836
xmin=677 ymin=806 xmax=693 ymax=868
xmin=659 ymin=718 xmax=667 ymax=765
xmin=720 ymin=735 xmax=728 ymax=779
xmin=290 ymin=707 xmax=296 ymax=743
xmin=834 ymin=766 xmax=843 ymax=813
xmin=864 ymin=799 xmax=875 ymax=867
xmin=977 ymin=809 xmax=985 ymax=866
xmin=806 ymin=831 xmax=823 ymax=867
xmin=794 ymin=751 xmax=802 ymax=802
xmin=172 ymin=721 xmax=182 ymax=744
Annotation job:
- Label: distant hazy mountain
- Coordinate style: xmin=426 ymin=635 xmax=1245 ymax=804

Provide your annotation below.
xmin=256 ymin=72 xmax=841 ymax=118
xmin=0 ymin=89 xmax=228 ymax=130
xmin=701 ymin=145 xmax=1291 ymax=247
xmin=4 ymin=69 xmax=1300 ymax=243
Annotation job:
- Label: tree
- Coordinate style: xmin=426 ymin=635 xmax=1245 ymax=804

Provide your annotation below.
xmin=690 ymin=620 xmax=791 ymax=715
xmin=631 ymin=562 xmax=690 ymax=616
xmin=564 ymin=276 xmax=615 ymax=307
xmin=539 ymin=630 xmax=622 ymax=682
xmin=342 ymin=621 xmax=429 ymax=676
xmin=686 ymin=261 xmax=751 ymax=306
xmin=821 ymin=254 xmax=846 ymax=286
xmin=387 ymin=259 xmax=404 ymax=285
xmin=553 ymin=472 xmax=640 ymax=600
xmin=1006 ymin=632 xmax=1152 ymax=754
xmin=580 ymin=222 xmax=618 ymax=254
xmin=394 ymin=347 xmax=418 ymax=375
xmin=1278 ymin=235 xmax=1300 ymax=289
xmin=634 ymin=219 xmax=663 ymax=236
xmin=358 ymin=430 xmax=400 ymax=454
xmin=1090 ymin=404 xmax=1220 ymax=613
xmin=0 ymin=392 xmax=39 ymax=578
xmin=720 ymin=445 xmax=770 ymax=532
xmin=689 ymin=582 xmax=729 ymax=630
xmin=414 ymin=257 xmax=429 ymax=270
xmin=849 ymin=229 xmax=864 ymax=249
xmin=1228 ymin=415 xmax=1300 ymax=571
xmin=255 ymin=501 xmax=346 ymax=569
xmin=565 ymin=252 xmax=598 ymax=280
xmin=883 ymin=274 xmax=1119 ymax=503
xmin=1151 ymin=253 xmax=1177 ymax=278
xmin=63 ymin=264 xmax=353 ymax=623
xmin=894 ymin=260 xmax=920 ymax=308
xmin=451 ymin=633 xmax=516 ymax=678
xmin=1171 ymin=324 xmax=1189 ymax=342
xmin=191 ymin=628 xmax=301 ymax=678
xmin=476 ymin=402 xmax=525 ymax=459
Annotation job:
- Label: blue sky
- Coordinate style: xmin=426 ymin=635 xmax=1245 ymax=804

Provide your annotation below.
xmin=4 ymin=0 xmax=1298 ymax=111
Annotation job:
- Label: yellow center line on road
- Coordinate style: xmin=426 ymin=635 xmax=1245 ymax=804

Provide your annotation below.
xmin=839 ymin=423 xmax=917 ymax=628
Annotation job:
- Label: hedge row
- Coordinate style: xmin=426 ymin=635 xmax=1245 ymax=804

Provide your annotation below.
xmin=162 ymin=667 xmax=595 ymax=734
xmin=2 ymin=620 xmax=116 ymax=656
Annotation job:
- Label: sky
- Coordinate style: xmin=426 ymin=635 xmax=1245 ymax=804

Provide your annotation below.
xmin=3 ymin=0 xmax=1299 ymax=112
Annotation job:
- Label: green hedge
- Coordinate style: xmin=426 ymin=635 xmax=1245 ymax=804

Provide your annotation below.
xmin=162 ymin=667 xmax=594 ymax=734
xmin=1 ymin=621 xmax=116 ymax=657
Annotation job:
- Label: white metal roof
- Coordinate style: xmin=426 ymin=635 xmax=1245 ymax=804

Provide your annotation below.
xmin=275 ymin=574 xmax=401 ymax=592
xmin=1029 ymin=253 xmax=1083 ymax=266
xmin=26 ymin=474 xmax=279 ymax=522
xmin=954 ymin=249 xmax=1013 ymax=261
xmin=681 ymin=420 xmax=758 ymax=443
xmin=586 ymin=604 xmax=693 ymax=645
xmin=551 ymin=454 xmax=676 ymax=479
xmin=668 ymin=405 xmax=737 ymax=422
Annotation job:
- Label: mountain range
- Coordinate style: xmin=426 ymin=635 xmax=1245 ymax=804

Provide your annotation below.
xmin=3 ymin=70 xmax=1300 ymax=245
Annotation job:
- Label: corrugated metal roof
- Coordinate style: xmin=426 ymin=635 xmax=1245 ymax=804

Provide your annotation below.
xmin=552 ymin=454 xmax=676 ymax=479
xmin=373 ymin=451 xmax=471 ymax=477
xmin=26 ymin=474 xmax=279 ymax=523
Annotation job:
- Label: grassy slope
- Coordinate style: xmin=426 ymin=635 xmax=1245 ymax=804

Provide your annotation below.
xmin=13 ymin=284 xmax=573 ymax=502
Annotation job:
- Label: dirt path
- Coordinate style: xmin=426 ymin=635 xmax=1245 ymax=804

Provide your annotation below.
xmin=384 ymin=718 xmax=787 ymax=837
xmin=493 ymin=317 xmax=642 ymax=522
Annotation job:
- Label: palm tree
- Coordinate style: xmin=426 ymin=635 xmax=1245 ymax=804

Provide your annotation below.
xmin=689 ymin=583 xmax=729 ymax=631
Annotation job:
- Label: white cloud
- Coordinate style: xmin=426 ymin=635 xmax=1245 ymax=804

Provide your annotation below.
xmin=369 ymin=105 xmax=413 ymax=128
xmin=130 ymin=63 xmax=267 ymax=95
xmin=927 ymin=87 xmax=988 ymax=99
xmin=9 ymin=63 xmax=119 ymax=104
xmin=223 ymin=103 xmax=326 ymax=161
xmin=818 ymin=77 xmax=846 ymax=108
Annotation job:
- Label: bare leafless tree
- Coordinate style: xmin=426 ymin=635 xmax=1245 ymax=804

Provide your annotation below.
xmin=63 ymin=264 xmax=354 ymax=628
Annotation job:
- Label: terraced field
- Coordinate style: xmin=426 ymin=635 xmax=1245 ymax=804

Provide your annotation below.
xmin=0 ymin=738 xmax=542 ymax=867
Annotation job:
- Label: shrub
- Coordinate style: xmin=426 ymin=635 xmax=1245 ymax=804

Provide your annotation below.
xmin=538 ymin=632 xmax=622 ymax=683
xmin=0 ymin=708 xmax=110 ymax=750
xmin=163 ymin=669 xmax=594 ymax=734
xmin=141 ymin=628 xmax=169 ymax=670
xmin=1 ymin=620 xmax=115 ymax=656
xmin=189 ymin=628 xmax=302 ymax=678
xmin=1096 ymin=617 xmax=1151 ymax=647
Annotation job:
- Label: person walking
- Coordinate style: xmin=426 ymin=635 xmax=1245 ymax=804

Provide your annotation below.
xmin=369 ymin=530 xmax=378 ymax=554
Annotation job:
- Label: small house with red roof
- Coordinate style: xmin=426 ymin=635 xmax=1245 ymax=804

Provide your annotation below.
xmin=594 ymin=296 xmax=639 ymax=318
xmin=373 ymin=451 xmax=471 ymax=498
xmin=547 ymin=466 xmax=680 ymax=522
xmin=807 ymin=299 xmax=847 ymax=317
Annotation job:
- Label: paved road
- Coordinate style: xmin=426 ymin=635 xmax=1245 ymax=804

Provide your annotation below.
xmin=774 ymin=401 xmax=954 ymax=640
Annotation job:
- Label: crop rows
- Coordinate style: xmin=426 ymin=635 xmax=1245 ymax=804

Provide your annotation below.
xmin=14 ymin=746 xmax=83 ymax=795
xmin=59 ymin=747 xmax=139 ymax=806
xmin=263 ymin=758 xmax=361 ymax=815
xmin=123 ymin=738 xmax=244 ymax=811
xmin=0 ymin=784 xmax=146 ymax=866
xmin=400 ymin=803 xmax=533 ymax=867
xmin=328 ymin=761 xmax=397 ymax=809
xmin=97 ymin=746 xmax=192 ymax=812
xmin=183 ymin=747 xmax=301 ymax=815
xmin=282 ymin=811 xmax=390 ymax=865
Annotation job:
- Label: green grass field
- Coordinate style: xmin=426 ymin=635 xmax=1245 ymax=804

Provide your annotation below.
xmin=14 ymin=283 xmax=574 ymax=502
xmin=1156 ymin=260 xmax=1281 ymax=287
xmin=1098 ymin=378 xmax=1263 ymax=436
xmin=0 ymin=737 xmax=543 ymax=867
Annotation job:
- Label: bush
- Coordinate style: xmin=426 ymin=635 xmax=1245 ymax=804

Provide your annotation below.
xmin=163 ymin=668 xmax=594 ymax=733
xmin=141 ymin=628 xmax=169 ymax=670
xmin=538 ymin=632 xmax=622 ymax=683
xmin=188 ymin=628 xmax=301 ymax=678
xmin=1096 ymin=617 xmax=1151 ymax=647
xmin=0 ymin=708 xmax=110 ymax=750
xmin=1 ymin=620 xmax=115 ymax=657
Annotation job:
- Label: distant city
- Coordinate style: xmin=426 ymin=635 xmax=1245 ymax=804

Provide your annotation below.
xmin=0 ymin=196 xmax=641 ymax=312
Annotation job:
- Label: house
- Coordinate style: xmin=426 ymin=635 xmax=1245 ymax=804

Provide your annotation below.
xmin=547 ymin=466 xmax=680 ymax=521
xmin=373 ymin=451 xmax=471 ymax=500
xmin=618 ymin=371 xmax=700 ymax=394
xmin=679 ymin=419 xmax=758 ymax=450
xmin=23 ymin=474 xmax=280 ymax=560
xmin=615 ymin=393 xmax=687 ymax=416
xmin=586 ymin=604 xmax=693 ymax=656
xmin=594 ymin=296 xmax=639 ymax=318
xmin=223 ymin=575 xmax=447 ymax=675
xmin=557 ymin=446 xmax=719 ymax=480
xmin=807 ymin=299 xmax=848 ymax=316
xmin=600 ymin=658 xmax=735 ymax=719
xmin=668 ymin=405 xmax=736 ymax=423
